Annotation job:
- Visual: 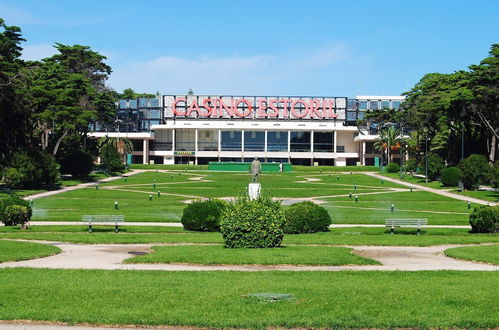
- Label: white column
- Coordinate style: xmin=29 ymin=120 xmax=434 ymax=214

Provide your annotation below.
xmin=172 ymin=129 xmax=175 ymax=152
xmin=310 ymin=130 xmax=314 ymax=153
xmin=241 ymin=130 xmax=245 ymax=152
xmin=194 ymin=129 xmax=198 ymax=165
xmin=218 ymin=129 xmax=221 ymax=161
xmin=333 ymin=131 xmax=337 ymax=153
xmin=362 ymin=141 xmax=366 ymax=165
xmin=287 ymin=130 xmax=291 ymax=153
xmin=264 ymin=130 xmax=268 ymax=153
xmin=142 ymin=139 xmax=149 ymax=164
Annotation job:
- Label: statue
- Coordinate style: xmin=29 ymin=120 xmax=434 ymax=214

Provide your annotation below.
xmin=250 ymin=157 xmax=261 ymax=182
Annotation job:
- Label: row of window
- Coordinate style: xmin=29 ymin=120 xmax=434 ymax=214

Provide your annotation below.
xmin=348 ymin=99 xmax=401 ymax=111
xmin=119 ymin=98 xmax=161 ymax=109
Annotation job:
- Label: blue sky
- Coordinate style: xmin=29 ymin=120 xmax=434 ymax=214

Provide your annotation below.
xmin=1 ymin=0 xmax=497 ymax=97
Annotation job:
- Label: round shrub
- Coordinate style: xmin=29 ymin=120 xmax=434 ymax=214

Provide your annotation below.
xmin=469 ymin=205 xmax=498 ymax=233
xmin=3 ymin=205 xmax=30 ymax=227
xmin=284 ymin=201 xmax=331 ymax=234
xmin=440 ymin=167 xmax=462 ymax=187
xmin=458 ymin=154 xmax=492 ymax=190
xmin=3 ymin=150 xmax=60 ymax=189
xmin=220 ymin=196 xmax=285 ymax=248
xmin=426 ymin=153 xmax=445 ymax=181
xmin=0 ymin=195 xmax=32 ymax=226
xmin=386 ymin=162 xmax=400 ymax=173
xmin=181 ymin=199 xmax=226 ymax=232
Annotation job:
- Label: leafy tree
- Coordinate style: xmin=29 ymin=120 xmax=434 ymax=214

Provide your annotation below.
xmin=119 ymin=88 xmax=156 ymax=99
xmin=425 ymin=154 xmax=445 ymax=181
xmin=374 ymin=126 xmax=402 ymax=164
xmin=458 ymin=154 xmax=492 ymax=190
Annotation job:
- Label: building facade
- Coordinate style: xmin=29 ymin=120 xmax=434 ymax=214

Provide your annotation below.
xmin=89 ymin=94 xmax=405 ymax=166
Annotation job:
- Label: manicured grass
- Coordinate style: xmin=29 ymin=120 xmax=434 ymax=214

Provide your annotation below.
xmin=1 ymin=227 xmax=498 ymax=246
xmin=458 ymin=189 xmax=499 ymax=202
xmin=0 ymin=268 xmax=497 ymax=328
xmin=293 ymin=165 xmax=379 ymax=172
xmin=0 ymin=240 xmax=60 ymax=263
xmin=379 ymin=172 xmax=446 ymax=189
xmin=445 ymin=244 xmax=499 ymax=265
xmin=0 ymin=225 xmax=185 ymax=233
xmin=125 ymin=245 xmax=379 ymax=265
xmin=0 ymin=189 xmax=46 ymax=199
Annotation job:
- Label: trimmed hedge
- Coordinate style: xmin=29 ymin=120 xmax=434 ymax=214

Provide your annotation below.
xmin=284 ymin=201 xmax=331 ymax=234
xmin=459 ymin=154 xmax=492 ymax=190
xmin=386 ymin=162 xmax=400 ymax=173
xmin=220 ymin=196 xmax=285 ymax=248
xmin=469 ymin=205 xmax=498 ymax=233
xmin=181 ymin=199 xmax=226 ymax=232
xmin=441 ymin=167 xmax=462 ymax=187
xmin=0 ymin=195 xmax=32 ymax=226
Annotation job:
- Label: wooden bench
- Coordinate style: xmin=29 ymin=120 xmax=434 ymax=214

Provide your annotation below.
xmin=385 ymin=218 xmax=427 ymax=235
xmin=82 ymin=215 xmax=124 ymax=233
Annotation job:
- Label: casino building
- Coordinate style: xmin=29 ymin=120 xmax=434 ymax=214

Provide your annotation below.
xmin=89 ymin=93 xmax=405 ymax=166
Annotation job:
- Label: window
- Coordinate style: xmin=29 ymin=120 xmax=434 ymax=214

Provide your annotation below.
xmin=392 ymin=101 xmax=401 ymax=109
xmin=358 ymin=101 xmax=368 ymax=110
xmin=198 ymin=130 xmax=218 ymax=151
xmin=348 ymin=99 xmax=356 ymax=109
xmin=290 ymin=131 xmax=310 ymax=152
xmin=244 ymin=131 xmax=265 ymax=151
xmin=267 ymin=131 xmax=288 ymax=152
xmin=381 ymin=100 xmax=390 ymax=109
xmin=369 ymin=100 xmax=379 ymax=110
xmin=221 ymin=131 xmax=242 ymax=151
xmin=313 ymin=132 xmax=333 ymax=152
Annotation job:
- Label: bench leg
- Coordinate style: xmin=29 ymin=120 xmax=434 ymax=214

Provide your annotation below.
xmin=88 ymin=225 xmax=92 ymax=233
xmin=115 ymin=224 xmax=119 ymax=233
xmin=391 ymin=226 xmax=394 ymax=235
xmin=417 ymin=226 xmax=421 ymax=236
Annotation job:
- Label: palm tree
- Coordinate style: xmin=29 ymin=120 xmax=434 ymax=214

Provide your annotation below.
xmin=97 ymin=137 xmax=133 ymax=156
xmin=375 ymin=126 xmax=401 ymax=164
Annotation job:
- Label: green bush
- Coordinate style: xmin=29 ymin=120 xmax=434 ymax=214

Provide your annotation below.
xmin=220 ymin=196 xmax=285 ymax=248
xmin=469 ymin=205 xmax=498 ymax=233
xmin=425 ymin=154 xmax=445 ymax=181
xmin=440 ymin=167 xmax=462 ymax=187
xmin=2 ymin=150 xmax=60 ymax=189
xmin=0 ymin=195 xmax=32 ymax=226
xmin=284 ymin=201 xmax=331 ymax=234
xmin=386 ymin=162 xmax=400 ymax=173
xmin=3 ymin=205 xmax=30 ymax=227
xmin=403 ymin=159 xmax=418 ymax=173
xmin=100 ymin=144 xmax=125 ymax=173
xmin=58 ymin=148 xmax=94 ymax=178
xmin=492 ymin=162 xmax=499 ymax=189
xmin=181 ymin=199 xmax=227 ymax=232
xmin=458 ymin=154 xmax=492 ymax=190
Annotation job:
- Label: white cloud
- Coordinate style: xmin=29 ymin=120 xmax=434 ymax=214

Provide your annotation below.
xmin=21 ymin=44 xmax=57 ymax=61
xmin=107 ymin=42 xmax=353 ymax=95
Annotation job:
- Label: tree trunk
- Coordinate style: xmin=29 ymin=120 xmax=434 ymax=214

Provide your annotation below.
xmin=52 ymin=130 xmax=68 ymax=156
xmin=490 ymin=133 xmax=497 ymax=164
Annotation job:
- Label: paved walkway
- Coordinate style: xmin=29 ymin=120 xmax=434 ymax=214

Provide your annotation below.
xmin=1 ymin=240 xmax=497 ymax=271
xmin=23 ymin=170 xmax=147 ymax=201
xmin=364 ymin=172 xmax=497 ymax=206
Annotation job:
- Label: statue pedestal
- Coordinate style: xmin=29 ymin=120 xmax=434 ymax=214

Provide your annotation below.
xmin=248 ymin=183 xmax=261 ymax=200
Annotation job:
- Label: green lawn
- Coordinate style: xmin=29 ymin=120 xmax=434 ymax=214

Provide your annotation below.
xmin=0 ymin=240 xmax=60 ymax=263
xmin=0 ymin=268 xmax=497 ymax=328
xmin=28 ymin=170 xmax=481 ymax=225
xmin=457 ymin=189 xmax=499 ymax=202
xmin=125 ymin=245 xmax=379 ymax=265
xmin=379 ymin=172 xmax=447 ymax=189
xmin=1 ymin=227 xmax=498 ymax=246
xmin=445 ymin=244 xmax=499 ymax=265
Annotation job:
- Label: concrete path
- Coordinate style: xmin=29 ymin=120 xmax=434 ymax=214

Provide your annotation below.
xmin=23 ymin=221 xmax=471 ymax=229
xmin=364 ymin=172 xmax=497 ymax=206
xmin=23 ymin=170 xmax=147 ymax=201
xmin=1 ymin=240 xmax=497 ymax=271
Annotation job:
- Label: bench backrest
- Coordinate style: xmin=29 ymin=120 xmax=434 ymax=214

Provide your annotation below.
xmin=82 ymin=215 xmax=125 ymax=222
xmin=385 ymin=218 xmax=427 ymax=226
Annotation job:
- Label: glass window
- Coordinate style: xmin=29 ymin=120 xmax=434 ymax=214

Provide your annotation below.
xmin=346 ymin=111 xmax=357 ymax=121
xmin=358 ymin=101 xmax=367 ymax=110
xmin=221 ymin=131 xmax=242 ymax=151
xmin=290 ymin=131 xmax=310 ymax=152
xmin=198 ymin=130 xmax=218 ymax=151
xmin=119 ymin=100 xmax=128 ymax=109
xmin=369 ymin=100 xmax=379 ymax=110
xmin=313 ymin=132 xmax=333 ymax=152
xmin=381 ymin=100 xmax=390 ymax=109
xmin=175 ymin=129 xmax=195 ymax=151
xmin=129 ymin=100 xmax=138 ymax=109
xmin=138 ymin=98 xmax=149 ymax=107
xmin=267 ymin=131 xmax=288 ymax=152
xmin=244 ymin=131 xmax=264 ymax=151
xmin=348 ymin=99 xmax=356 ymax=109
xmin=149 ymin=110 xmax=161 ymax=118
xmin=150 ymin=98 xmax=160 ymax=107
xmin=392 ymin=101 xmax=401 ymax=109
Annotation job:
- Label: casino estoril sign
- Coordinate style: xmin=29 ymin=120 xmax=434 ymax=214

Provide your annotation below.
xmin=164 ymin=95 xmax=347 ymax=120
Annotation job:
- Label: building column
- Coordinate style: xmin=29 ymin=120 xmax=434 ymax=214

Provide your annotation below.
xmin=287 ymin=130 xmax=291 ymax=153
xmin=310 ymin=130 xmax=314 ymax=165
xmin=333 ymin=131 xmax=337 ymax=153
xmin=194 ymin=129 xmax=198 ymax=165
xmin=362 ymin=141 xmax=366 ymax=165
xmin=264 ymin=130 xmax=268 ymax=161
xmin=241 ymin=130 xmax=245 ymax=153
xmin=142 ymin=139 xmax=149 ymax=164
xmin=172 ymin=129 xmax=175 ymax=152
xmin=218 ymin=129 xmax=221 ymax=161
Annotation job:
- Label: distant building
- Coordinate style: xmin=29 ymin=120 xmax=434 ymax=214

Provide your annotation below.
xmin=89 ymin=94 xmax=405 ymax=166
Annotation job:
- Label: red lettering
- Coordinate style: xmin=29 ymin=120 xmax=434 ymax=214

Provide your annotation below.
xmin=219 ymin=98 xmax=235 ymax=117
xmin=256 ymin=98 xmax=268 ymax=118
xmin=290 ymin=100 xmax=309 ymax=118
xmin=268 ymin=99 xmax=279 ymax=117
xmin=200 ymin=98 xmax=214 ymax=117
xmin=308 ymin=99 xmax=323 ymax=118
xmin=172 ymin=97 xmax=187 ymax=116
xmin=280 ymin=99 xmax=291 ymax=118
xmin=187 ymin=99 xmax=200 ymax=116
xmin=233 ymin=99 xmax=253 ymax=117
